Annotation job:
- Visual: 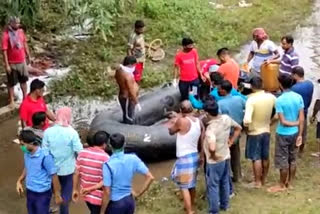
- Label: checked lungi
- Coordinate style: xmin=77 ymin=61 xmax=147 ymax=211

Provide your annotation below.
xmin=171 ymin=152 xmax=199 ymax=189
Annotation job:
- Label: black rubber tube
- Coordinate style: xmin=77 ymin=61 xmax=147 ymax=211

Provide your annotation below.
xmin=90 ymin=84 xmax=181 ymax=161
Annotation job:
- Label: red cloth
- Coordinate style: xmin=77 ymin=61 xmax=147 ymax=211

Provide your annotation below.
xmin=252 ymin=28 xmax=268 ymax=41
xmin=218 ymin=59 xmax=240 ymax=89
xmin=76 ymin=147 xmax=109 ymax=205
xmin=55 ymin=107 xmax=72 ymax=127
xmin=20 ymin=95 xmax=49 ymax=130
xmin=1 ymin=29 xmax=26 ymax=64
xmin=174 ymin=49 xmax=199 ymax=81
xmin=133 ymin=62 xmax=144 ymax=82
xmin=200 ymin=59 xmax=218 ymax=75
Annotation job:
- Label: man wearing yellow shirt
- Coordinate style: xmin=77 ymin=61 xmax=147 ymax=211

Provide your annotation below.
xmin=243 ymin=77 xmax=276 ymax=188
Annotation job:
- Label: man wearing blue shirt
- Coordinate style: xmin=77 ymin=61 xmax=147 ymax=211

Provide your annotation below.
xmin=218 ymin=80 xmax=246 ymax=183
xmin=16 ymin=130 xmax=63 ymax=214
xmin=268 ymin=74 xmax=304 ymax=193
xmin=291 ymin=66 xmax=314 ymax=155
xmin=100 ymin=133 xmax=154 ymax=214
xmin=189 ymin=72 xmax=246 ymax=110
xmin=42 ymin=107 xmax=83 ymax=214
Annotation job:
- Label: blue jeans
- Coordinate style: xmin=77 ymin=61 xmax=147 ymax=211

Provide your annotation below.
xmin=206 ymin=160 xmax=230 ymax=214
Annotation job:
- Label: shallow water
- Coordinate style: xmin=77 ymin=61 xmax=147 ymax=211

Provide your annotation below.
xmin=1 ymin=0 xmax=320 ymax=213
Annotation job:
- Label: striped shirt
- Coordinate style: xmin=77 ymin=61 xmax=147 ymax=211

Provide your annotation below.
xmin=280 ymin=47 xmax=299 ymax=74
xmin=76 ymin=147 xmax=109 ymax=205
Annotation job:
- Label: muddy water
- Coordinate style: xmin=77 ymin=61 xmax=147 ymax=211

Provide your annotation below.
xmin=0 ymin=117 xmax=174 ymax=214
xmin=1 ymin=0 xmax=320 ymax=213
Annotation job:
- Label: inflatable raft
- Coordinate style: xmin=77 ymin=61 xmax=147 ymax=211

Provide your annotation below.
xmin=90 ymin=84 xmax=180 ymax=161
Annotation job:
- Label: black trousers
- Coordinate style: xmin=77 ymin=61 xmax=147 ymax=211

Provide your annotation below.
xmin=230 ymin=142 xmax=241 ymax=182
xmin=178 ymin=78 xmax=200 ymax=101
xmin=119 ymin=95 xmax=136 ymax=124
xmin=86 ymin=202 xmax=101 ymax=214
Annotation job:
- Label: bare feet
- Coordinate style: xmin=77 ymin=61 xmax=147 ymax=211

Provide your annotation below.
xmin=8 ymin=100 xmax=15 ymax=109
xmin=243 ymin=182 xmax=262 ymax=189
xmin=267 ymin=185 xmax=287 ymax=193
xmin=311 ymin=152 xmax=320 ymax=157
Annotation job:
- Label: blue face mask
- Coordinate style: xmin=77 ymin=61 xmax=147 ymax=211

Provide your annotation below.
xmin=20 ymin=145 xmax=30 ymax=154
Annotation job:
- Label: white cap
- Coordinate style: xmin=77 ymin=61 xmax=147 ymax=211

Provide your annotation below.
xmin=209 ymin=64 xmax=220 ymax=73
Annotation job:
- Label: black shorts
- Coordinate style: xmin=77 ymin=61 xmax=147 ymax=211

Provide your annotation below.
xmin=275 ymin=133 xmax=298 ymax=169
xmin=6 ymin=63 xmax=28 ymax=87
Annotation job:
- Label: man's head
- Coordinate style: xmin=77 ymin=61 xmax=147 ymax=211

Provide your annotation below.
xmin=19 ymin=130 xmax=41 ymax=153
xmin=123 ymin=56 xmax=137 ymax=68
xmin=30 ymin=79 xmax=45 ymax=97
xmin=252 ymin=28 xmax=268 ymax=43
xmin=109 ymin=133 xmax=125 ymax=151
xmin=92 ymin=131 xmax=109 ymax=148
xmin=204 ymin=99 xmax=219 ymax=117
xmin=32 ymin=112 xmax=46 ymax=128
xmin=218 ymin=80 xmax=233 ymax=96
xmin=8 ymin=16 xmax=20 ymax=31
xmin=278 ymin=74 xmax=294 ymax=90
xmin=210 ymin=72 xmax=223 ymax=88
xmin=216 ymin=47 xmax=230 ymax=64
xmin=291 ymin=66 xmax=304 ymax=81
xmin=180 ymin=100 xmax=193 ymax=114
xmin=281 ymin=35 xmax=294 ymax=52
xmin=250 ymin=76 xmax=263 ymax=91
xmin=181 ymin=38 xmax=194 ymax=52
xmin=134 ymin=20 xmax=145 ymax=35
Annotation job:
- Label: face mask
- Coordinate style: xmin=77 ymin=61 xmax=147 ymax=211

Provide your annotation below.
xmin=20 ymin=145 xmax=30 ymax=154
xmin=120 ymin=64 xmax=135 ymax=74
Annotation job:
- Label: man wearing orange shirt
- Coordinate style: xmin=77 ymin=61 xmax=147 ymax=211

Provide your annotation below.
xmin=217 ymin=48 xmax=240 ymax=89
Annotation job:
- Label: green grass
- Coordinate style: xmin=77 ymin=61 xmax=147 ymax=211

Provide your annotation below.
xmin=48 ymin=0 xmax=313 ymax=99
xmin=136 ymin=125 xmax=320 ymax=214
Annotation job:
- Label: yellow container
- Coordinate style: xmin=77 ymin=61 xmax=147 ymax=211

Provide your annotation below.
xmin=260 ymin=64 xmax=280 ymax=92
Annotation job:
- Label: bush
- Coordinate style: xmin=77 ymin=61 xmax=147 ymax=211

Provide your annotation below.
xmin=0 ymin=0 xmax=41 ymax=27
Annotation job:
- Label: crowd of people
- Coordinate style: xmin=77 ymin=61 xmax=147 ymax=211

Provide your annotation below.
xmin=2 ymin=16 xmax=320 ymax=214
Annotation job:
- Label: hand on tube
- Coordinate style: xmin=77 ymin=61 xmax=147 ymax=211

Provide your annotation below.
xmin=136 ymin=103 xmax=142 ymax=112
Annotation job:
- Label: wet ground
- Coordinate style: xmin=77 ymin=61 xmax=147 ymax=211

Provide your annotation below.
xmin=1 ymin=0 xmax=320 ymax=213
xmin=0 ymin=117 xmax=174 ymax=214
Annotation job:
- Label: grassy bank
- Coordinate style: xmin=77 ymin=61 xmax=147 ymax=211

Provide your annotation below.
xmin=48 ymin=0 xmax=313 ymax=99
xmin=136 ymin=125 xmax=320 ymax=214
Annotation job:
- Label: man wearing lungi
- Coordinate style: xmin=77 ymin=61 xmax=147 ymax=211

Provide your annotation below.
xmin=168 ymin=100 xmax=204 ymax=214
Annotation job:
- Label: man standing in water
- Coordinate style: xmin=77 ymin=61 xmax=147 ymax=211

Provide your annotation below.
xmin=268 ymin=74 xmax=304 ymax=193
xmin=127 ymin=20 xmax=146 ymax=83
xmin=169 ymin=100 xmax=204 ymax=214
xmin=115 ymin=56 xmax=141 ymax=124
xmin=2 ymin=16 xmax=31 ymax=107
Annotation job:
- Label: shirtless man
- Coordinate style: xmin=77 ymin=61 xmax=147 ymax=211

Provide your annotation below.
xmin=169 ymin=100 xmax=204 ymax=214
xmin=115 ymin=56 xmax=141 ymax=124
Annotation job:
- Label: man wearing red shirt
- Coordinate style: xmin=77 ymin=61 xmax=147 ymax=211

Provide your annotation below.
xmin=174 ymin=38 xmax=204 ymax=101
xmin=2 ymin=17 xmax=31 ymax=107
xmin=20 ymin=79 xmax=55 ymax=130
xmin=217 ymin=48 xmax=240 ymax=89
